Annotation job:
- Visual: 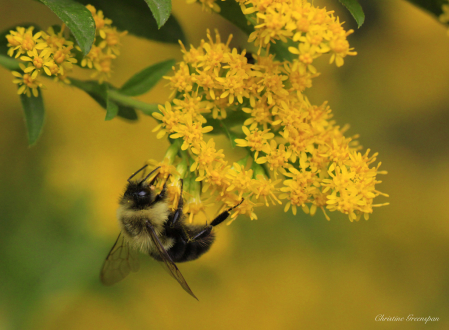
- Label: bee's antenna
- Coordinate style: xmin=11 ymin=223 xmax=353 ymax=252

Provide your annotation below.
xmin=139 ymin=166 xmax=161 ymax=186
xmin=128 ymin=164 xmax=149 ymax=182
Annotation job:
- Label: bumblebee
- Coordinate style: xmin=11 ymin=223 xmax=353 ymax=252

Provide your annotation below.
xmin=100 ymin=164 xmax=243 ymax=300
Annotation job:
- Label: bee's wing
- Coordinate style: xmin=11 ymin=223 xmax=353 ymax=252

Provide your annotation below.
xmin=145 ymin=222 xmax=198 ymax=300
xmin=100 ymin=232 xmax=140 ymax=286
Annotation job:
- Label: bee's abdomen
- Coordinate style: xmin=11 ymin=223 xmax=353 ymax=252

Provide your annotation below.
xmin=170 ymin=238 xmax=214 ymax=262
xmin=159 ymin=226 xmax=215 ymax=263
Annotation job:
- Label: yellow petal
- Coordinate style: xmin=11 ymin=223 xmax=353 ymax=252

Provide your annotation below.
xmin=156 ymin=130 xmax=166 ymax=139
xmin=17 ymin=85 xmax=26 ymax=94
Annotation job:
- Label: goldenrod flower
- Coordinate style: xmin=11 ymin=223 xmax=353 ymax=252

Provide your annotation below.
xmin=86 ymin=4 xmax=113 ymax=39
xmin=218 ymin=193 xmax=258 ymax=223
xmin=6 ymin=5 xmax=124 ymax=95
xmin=251 ymin=174 xmax=282 ymax=206
xmin=280 ymin=180 xmax=314 ymax=216
xmin=90 ymin=52 xmax=115 ymax=83
xmin=256 ymin=139 xmax=293 ymax=176
xmin=165 ymin=62 xmax=194 ymax=94
xmin=225 ymin=197 xmax=258 ymax=222
xmin=20 ymin=48 xmax=53 ymax=76
xmin=80 ymin=5 xmax=126 ymax=83
xmin=184 ymin=194 xmax=215 ymax=224
xmin=173 ymin=91 xmax=211 ymax=123
xmin=226 ymin=162 xmax=254 ymax=200
xmin=190 ymin=138 xmax=225 ymax=172
xmin=242 ymin=97 xmax=275 ymax=130
xmin=170 ymin=114 xmax=213 ymax=150
xmin=12 ymin=63 xmax=42 ymax=97
xmin=82 ymin=45 xmax=116 ymax=83
xmin=152 ymin=102 xmax=184 ymax=139
xmin=196 ymin=162 xmax=231 ymax=195
xmin=41 ymin=26 xmax=72 ymax=52
xmin=98 ymin=27 xmax=128 ymax=56
xmin=329 ymin=33 xmax=357 ymax=67
xmin=235 ymin=126 xmax=274 ymax=159
xmin=156 ymin=17 xmax=386 ymax=223
xmin=6 ymin=26 xmax=46 ymax=58
xmin=284 ymin=60 xmax=318 ymax=96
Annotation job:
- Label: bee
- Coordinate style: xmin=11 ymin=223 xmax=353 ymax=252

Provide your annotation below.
xmin=100 ymin=164 xmax=243 ymax=300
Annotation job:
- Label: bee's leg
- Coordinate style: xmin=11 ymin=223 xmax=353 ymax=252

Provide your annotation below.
xmin=210 ymin=198 xmax=244 ymax=227
xmin=189 ymin=199 xmax=244 ymax=241
xmin=152 ymin=174 xmax=171 ymax=204
xmin=169 ymin=179 xmax=184 ymax=227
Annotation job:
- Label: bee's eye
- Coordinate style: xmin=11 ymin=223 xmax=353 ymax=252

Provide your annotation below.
xmin=138 ymin=191 xmax=147 ymax=197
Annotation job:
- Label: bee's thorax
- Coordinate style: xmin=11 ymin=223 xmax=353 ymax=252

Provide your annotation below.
xmin=116 ymin=201 xmax=172 ymax=253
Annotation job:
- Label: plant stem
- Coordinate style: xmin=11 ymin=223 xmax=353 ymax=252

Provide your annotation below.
xmin=108 ymin=89 xmax=159 ymax=115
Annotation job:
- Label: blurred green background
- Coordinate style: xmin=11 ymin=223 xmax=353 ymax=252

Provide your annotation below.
xmin=1 ymin=0 xmax=449 ymax=329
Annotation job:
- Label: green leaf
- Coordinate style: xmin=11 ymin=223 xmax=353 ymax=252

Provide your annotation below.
xmin=69 ymin=78 xmax=138 ymax=121
xmin=338 ymin=0 xmax=365 ymax=28
xmin=76 ymin=0 xmax=186 ymax=44
xmin=105 ymin=87 xmax=119 ymax=120
xmin=117 ymin=106 xmax=139 ymax=120
xmin=218 ymin=0 xmax=254 ymax=35
xmin=0 ymin=54 xmax=21 ymax=70
xmin=120 ymin=59 xmax=175 ymax=96
xmin=20 ymin=91 xmax=45 ymax=146
xmin=405 ymin=0 xmax=446 ymax=18
xmin=37 ymin=0 xmax=95 ymax=55
xmin=144 ymin=0 xmax=172 ymax=28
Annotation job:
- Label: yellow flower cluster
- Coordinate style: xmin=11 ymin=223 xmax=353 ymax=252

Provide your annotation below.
xmin=7 ymin=25 xmax=77 ymax=96
xmin=152 ymin=25 xmax=388 ymax=223
xmin=6 ymin=5 xmax=126 ymax=96
xmin=188 ymin=0 xmax=356 ymax=68
xmin=243 ymin=0 xmax=356 ymax=67
xmin=82 ymin=5 xmax=127 ymax=83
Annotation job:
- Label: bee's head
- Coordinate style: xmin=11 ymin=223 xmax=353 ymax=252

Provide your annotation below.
xmin=120 ymin=165 xmax=160 ymax=210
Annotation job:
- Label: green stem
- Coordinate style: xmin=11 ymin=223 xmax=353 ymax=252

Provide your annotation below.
xmin=108 ymin=89 xmax=159 ymax=115
xmin=0 ymin=54 xmax=21 ymax=71
xmin=165 ymin=138 xmax=183 ymax=162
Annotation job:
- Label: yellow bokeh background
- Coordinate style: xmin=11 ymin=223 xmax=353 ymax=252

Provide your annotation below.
xmin=1 ymin=0 xmax=449 ymax=329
